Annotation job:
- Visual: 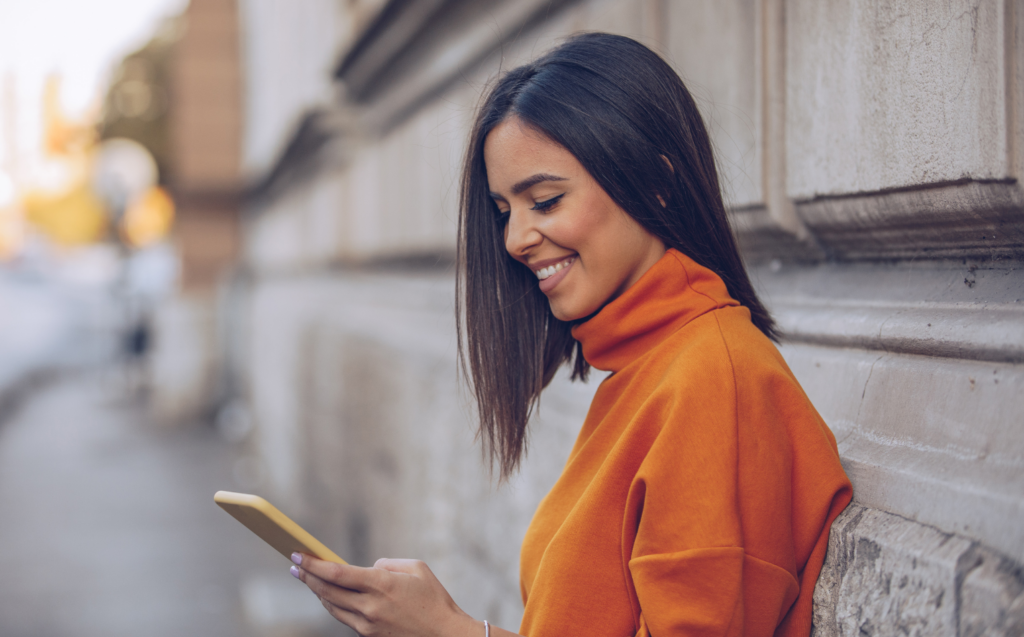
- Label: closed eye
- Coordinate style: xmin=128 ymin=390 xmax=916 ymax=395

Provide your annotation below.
xmin=530 ymin=193 xmax=564 ymax=212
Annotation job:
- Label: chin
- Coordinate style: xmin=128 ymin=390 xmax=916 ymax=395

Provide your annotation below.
xmin=547 ymin=298 xmax=597 ymax=323
xmin=549 ymin=306 xmax=574 ymax=322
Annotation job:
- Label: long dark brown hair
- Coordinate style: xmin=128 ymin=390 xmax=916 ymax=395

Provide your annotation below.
xmin=457 ymin=32 xmax=777 ymax=478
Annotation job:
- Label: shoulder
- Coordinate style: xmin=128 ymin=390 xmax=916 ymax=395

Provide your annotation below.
xmin=650 ymin=305 xmax=791 ymax=390
xmin=641 ymin=306 xmax=814 ymax=435
xmin=702 ymin=307 xmax=834 ymax=453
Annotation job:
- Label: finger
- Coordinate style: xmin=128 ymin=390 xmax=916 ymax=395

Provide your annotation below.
xmin=319 ymin=593 xmax=371 ymax=635
xmin=295 ymin=553 xmax=377 ymax=592
xmin=299 ymin=568 xmax=365 ymax=613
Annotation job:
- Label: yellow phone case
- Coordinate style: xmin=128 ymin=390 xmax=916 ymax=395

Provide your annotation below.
xmin=214 ymin=491 xmax=348 ymax=564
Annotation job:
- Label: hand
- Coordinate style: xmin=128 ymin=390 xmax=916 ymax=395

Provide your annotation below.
xmin=291 ymin=553 xmax=481 ymax=637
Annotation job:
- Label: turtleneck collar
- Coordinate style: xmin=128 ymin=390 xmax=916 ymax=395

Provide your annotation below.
xmin=570 ymin=249 xmax=740 ymax=373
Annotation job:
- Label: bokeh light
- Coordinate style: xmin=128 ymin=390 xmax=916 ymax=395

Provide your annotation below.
xmin=121 ymin=185 xmax=175 ymax=248
xmin=0 ymin=0 xmax=186 ymax=256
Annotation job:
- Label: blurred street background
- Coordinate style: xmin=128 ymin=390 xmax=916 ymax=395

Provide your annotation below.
xmin=1 ymin=0 xmax=1022 ymax=635
xmin=0 ymin=1 xmax=340 ymax=635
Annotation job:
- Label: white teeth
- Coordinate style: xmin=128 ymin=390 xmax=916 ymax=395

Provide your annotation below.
xmin=534 ymin=257 xmax=575 ymax=280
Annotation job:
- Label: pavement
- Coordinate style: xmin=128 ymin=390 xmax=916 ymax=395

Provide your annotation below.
xmin=0 ymin=265 xmax=117 ymax=415
xmin=0 ymin=371 xmax=345 ymax=637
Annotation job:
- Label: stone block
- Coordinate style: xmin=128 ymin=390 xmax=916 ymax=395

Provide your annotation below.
xmin=751 ymin=259 xmax=1024 ymax=570
xmin=814 ymin=505 xmax=980 ymax=637
xmin=334 ymin=95 xmax=465 ymax=261
xmin=666 ymin=0 xmax=762 ymax=208
xmin=960 ymin=547 xmax=1024 ymax=637
xmin=812 ymin=505 xmax=863 ymax=635
xmin=239 ymin=0 xmax=344 ymax=178
xmin=787 ymin=0 xmax=1011 ymax=198
xmin=778 ymin=337 xmax=1024 ymax=561
xmin=815 ymin=505 xmax=1024 ymax=636
xmin=573 ymin=0 xmax=648 ymax=44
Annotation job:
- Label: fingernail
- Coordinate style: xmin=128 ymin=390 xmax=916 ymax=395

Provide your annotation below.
xmin=291 ymin=553 xmax=302 ymax=565
xmin=290 ymin=565 xmax=300 ymax=579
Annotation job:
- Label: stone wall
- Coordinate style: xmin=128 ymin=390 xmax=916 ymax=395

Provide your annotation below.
xmin=231 ymin=0 xmax=1024 ymax=632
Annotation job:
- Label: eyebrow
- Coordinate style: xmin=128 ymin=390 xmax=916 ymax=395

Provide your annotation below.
xmin=490 ymin=173 xmax=568 ymax=199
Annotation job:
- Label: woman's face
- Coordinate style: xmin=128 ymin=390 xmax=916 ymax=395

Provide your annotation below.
xmin=484 ymin=117 xmax=667 ymax=321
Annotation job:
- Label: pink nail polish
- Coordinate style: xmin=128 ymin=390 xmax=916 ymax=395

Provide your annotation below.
xmin=290 ymin=565 xmax=301 ymax=579
xmin=291 ymin=553 xmax=302 ymax=565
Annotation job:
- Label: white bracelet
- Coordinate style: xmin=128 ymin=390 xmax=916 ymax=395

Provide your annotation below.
xmin=484 ymin=620 xmax=490 ymax=637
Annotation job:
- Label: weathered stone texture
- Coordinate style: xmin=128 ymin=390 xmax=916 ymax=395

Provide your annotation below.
xmin=778 ymin=338 xmax=1024 ymax=562
xmin=960 ymin=547 xmax=1024 ymax=637
xmin=813 ymin=505 xmax=1024 ymax=637
xmin=665 ymin=0 xmax=762 ymax=208
xmin=787 ymin=0 xmax=1010 ymax=198
xmin=794 ymin=181 xmax=1024 ymax=260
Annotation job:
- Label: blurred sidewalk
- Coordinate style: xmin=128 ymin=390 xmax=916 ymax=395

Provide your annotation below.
xmin=0 ymin=371 xmax=341 ymax=637
xmin=0 ymin=274 xmax=77 ymax=400
xmin=0 ymin=266 xmax=117 ymax=415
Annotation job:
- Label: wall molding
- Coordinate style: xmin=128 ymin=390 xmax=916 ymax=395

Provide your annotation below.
xmin=731 ymin=205 xmax=824 ymax=262
xmin=775 ymin=300 xmax=1024 ymax=364
xmin=336 ymin=0 xmax=580 ymax=134
xmin=755 ymin=257 xmax=1024 ymax=364
xmin=242 ymin=108 xmax=351 ymax=209
xmin=795 ymin=179 xmax=1024 ymax=260
xmin=734 ymin=180 xmax=1024 ymax=263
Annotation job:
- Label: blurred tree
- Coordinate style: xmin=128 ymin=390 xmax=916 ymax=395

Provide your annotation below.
xmin=98 ymin=17 xmax=182 ymax=187
xmin=98 ymin=1 xmax=243 ymax=291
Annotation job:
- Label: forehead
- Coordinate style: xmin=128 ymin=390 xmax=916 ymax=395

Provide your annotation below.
xmin=483 ymin=118 xmax=581 ymax=192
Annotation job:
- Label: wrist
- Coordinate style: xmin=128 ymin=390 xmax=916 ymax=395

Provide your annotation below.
xmin=463 ymin=616 xmax=486 ymax=637
xmin=443 ymin=607 xmax=483 ymax=637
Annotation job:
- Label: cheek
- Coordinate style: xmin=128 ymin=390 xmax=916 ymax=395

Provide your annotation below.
xmin=551 ymin=199 xmax=606 ymax=249
xmin=571 ymin=201 xmax=626 ymax=265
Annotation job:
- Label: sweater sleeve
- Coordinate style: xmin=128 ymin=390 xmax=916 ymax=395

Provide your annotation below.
xmin=622 ymin=328 xmax=850 ymax=637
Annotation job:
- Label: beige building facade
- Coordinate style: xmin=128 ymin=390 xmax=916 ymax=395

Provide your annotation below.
xmin=230 ymin=1 xmax=1024 ymax=633
xmin=137 ymin=0 xmax=246 ymax=424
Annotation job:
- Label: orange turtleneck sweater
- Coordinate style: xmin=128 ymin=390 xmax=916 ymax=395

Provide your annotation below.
xmin=518 ymin=249 xmax=851 ymax=637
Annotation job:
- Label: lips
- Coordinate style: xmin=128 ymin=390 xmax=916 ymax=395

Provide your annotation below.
xmin=534 ymin=256 xmax=576 ymax=293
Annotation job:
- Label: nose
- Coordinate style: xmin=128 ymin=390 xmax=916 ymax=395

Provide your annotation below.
xmin=504 ymin=207 xmax=542 ymax=258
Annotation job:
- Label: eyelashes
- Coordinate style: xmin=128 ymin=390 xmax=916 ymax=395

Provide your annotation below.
xmin=530 ymin=193 xmax=565 ymax=212
xmin=495 ymin=193 xmax=565 ymax=219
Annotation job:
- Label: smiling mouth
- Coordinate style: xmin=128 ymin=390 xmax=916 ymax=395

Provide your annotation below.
xmin=534 ymin=256 xmax=576 ymax=280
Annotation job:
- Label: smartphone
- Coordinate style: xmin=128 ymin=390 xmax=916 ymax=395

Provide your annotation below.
xmin=214 ymin=490 xmax=348 ymax=564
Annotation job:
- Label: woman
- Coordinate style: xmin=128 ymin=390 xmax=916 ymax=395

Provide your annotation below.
xmin=291 ymin=33 xmax=852 ymax=637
